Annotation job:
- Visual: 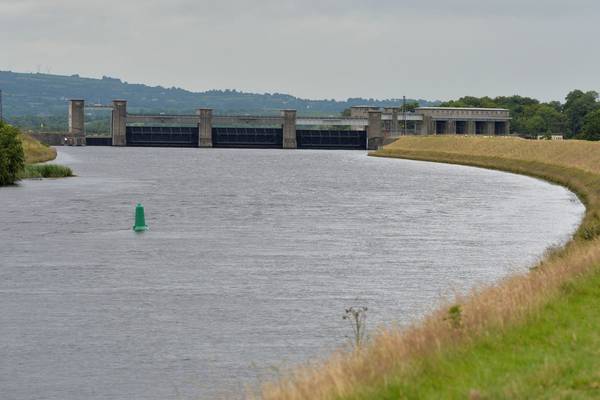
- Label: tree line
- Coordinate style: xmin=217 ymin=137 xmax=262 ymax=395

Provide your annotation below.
xmin=440 ymin=90 xmax=600 ymax=140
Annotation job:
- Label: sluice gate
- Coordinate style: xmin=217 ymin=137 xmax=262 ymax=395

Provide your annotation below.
xmin=66 ymin=99 xmax=512 ymax=150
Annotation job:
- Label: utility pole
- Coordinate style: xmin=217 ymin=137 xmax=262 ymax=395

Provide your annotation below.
xmin=402 ymin=95 xmax=407 ymax=135
xmin=0 ymin=89 xmax=3 ymax=123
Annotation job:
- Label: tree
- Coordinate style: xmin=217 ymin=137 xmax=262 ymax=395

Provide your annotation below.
xmin=563 ymin=90 xmax=599 ymax=138
xmin=400 ymin=101 xmax=419 ymax=113
xmin=0 ymin=121 xmax=25 ymax=185
xmin=580 ymin=109 xmax=600 ymax=141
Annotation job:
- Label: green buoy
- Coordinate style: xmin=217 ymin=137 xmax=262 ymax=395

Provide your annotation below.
xmin=133 ymin=203 xmax=148 ymax=232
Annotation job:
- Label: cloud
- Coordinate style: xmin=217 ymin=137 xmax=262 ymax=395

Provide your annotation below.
xmin=0 ymin=0 xmax=599 ymax=101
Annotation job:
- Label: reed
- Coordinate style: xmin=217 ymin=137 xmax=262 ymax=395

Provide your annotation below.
xmin=18 ymin=163 xmax=73 ymax=179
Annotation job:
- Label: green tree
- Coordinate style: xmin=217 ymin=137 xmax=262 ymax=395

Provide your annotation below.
xmin=563 ymin=90 xmax=599 ymax=138
xmin=400 ymin=101 xmax=419 ymax=113
xmin=0 ymin=121 xmax=25 ymax=185
xmin=580 ymin=109 xmax=600 ymax=141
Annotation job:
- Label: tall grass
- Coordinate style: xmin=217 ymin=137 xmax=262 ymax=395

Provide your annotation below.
xmin=257 ymin=137 xmax=600 ymax=400
xmin=18 ymin=164 xmax=73 ymax=179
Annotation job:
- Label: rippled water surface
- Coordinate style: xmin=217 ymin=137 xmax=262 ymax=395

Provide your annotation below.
xmin=0 ymin=147 xmax=584 ymax=399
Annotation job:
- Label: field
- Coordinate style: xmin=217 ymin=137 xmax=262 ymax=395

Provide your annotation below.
xmin=258 ymin=136 xmax=600 ymax=399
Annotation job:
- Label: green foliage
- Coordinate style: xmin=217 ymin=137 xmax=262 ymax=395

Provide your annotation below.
xmin=580 ymin=108 xmax=600 ymax=141
xmin=440 ymin=92 xmax=600 ymax=139
xmin=351 ymin=270 xmax=600 ymax=400
xmin=0 ymin=121 xmax=25 ymax=185
xmin=564 ymin=90 xmax=600 ymax=138
xmin=446 ymin=305 xmax=463 ymax=329
xmin=18 ymin=164 xmax=73 ymax=179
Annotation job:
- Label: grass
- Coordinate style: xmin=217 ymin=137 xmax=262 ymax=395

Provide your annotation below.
xmin=257 ymin=136 xmax=600 ymax=400
xmin=20 ymin=133 xmax=57 ymax=163
xmin=352 ymin=267 xmax=600 ymax=399
xmin=17 ymin=163 xmax=73 ymax=179
xmin=17 ymin=133 xmax=73 ymax=180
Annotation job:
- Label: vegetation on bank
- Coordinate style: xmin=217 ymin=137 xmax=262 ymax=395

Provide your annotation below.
xmin=440 ymin=91 xmax=600 ymax=140
xmin=17 ymin=163 xmax=73 ymax=180
xmin=0 ymin=121 xmax=25 ymax=185
xmin=258 ymin=137 xmax=600 ymax=399
xmin=0 ymin=121 xmax=71 ymax=185
xmin=20 ymin=132 xmax=57 ymax=163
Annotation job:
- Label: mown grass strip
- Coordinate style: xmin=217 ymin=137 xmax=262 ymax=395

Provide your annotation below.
xmin=257 ymin=137 xmax=600 ymax=400
xmin=349 ymin=258 xmax=600 ymax=399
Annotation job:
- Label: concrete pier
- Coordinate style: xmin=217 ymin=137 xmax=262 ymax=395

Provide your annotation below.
xmin=198 ymin=108 xmax=213 ymax=147
xmin=282 ymin=109 xmax=297 ymax=149
xmin=390 ymin=107 xmax=399 ymax=136
xmin=486 ymin=121 xmax=495 ymax=136
xmin=68 ymin=100 xmax=86 ymax=145
xmin=467 ymin=120 xmax=476 ymax=135
xmin=367 ymin=110 xmax=383 ymax=150
xmin=445 ymin=120 xmax=456 ymax=135
xmin=111 ymin=100 xmax=127 ymax=146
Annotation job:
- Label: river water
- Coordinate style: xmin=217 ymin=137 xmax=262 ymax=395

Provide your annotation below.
xmin=0 ymin=147 xmax=584 ymax=399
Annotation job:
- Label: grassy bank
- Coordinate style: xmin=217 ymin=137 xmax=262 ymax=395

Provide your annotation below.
xmin=20 ymin=133 xmax=57 ymax=163
xmin=259 ymin=137 xmax=600 ymax=399
xmin=17 ymin=134 xmax=73 ymax=180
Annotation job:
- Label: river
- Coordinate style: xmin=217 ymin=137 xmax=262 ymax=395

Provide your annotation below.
xmin=0 ymin=147 xmax=584 ymax=399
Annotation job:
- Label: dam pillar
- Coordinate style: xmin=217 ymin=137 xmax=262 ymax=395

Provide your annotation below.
xmin=68 ymin=99 xmax=86 ymax=146
xmin=466 ymin=120 xmax=476 ymax=135
xmin=485 ymin=121 xmax=495 ymax=136
xmin=420 ymin=115 xmax=433 ymax=135
xmin=367 ymin=110 xmax=383 ymax=150
xmin=111 ymin=100 xmax=127 ymax=146
xmin=282 ymin=109 xmax=297 ymax=149
xmin=445 ymin=119 xmax=456 ymax=134
xmin=198 ymin=108 xmax=213 ymax=147
xmin=391 ymin=107 xmax=399 ymax=135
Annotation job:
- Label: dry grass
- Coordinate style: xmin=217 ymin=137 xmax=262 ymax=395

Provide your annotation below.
xmin=380 ymin=136 xmax=600 ymax=175
xmin=256 ymin=137 xmax=600 ymax=400
xmin=20 ymin=133 xmax=56 ymax=164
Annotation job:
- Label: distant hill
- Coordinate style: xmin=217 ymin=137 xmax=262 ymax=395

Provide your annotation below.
xmin=0 ymin=70 xmax=439 ymax=119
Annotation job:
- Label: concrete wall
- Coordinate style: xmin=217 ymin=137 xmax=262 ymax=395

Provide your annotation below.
xmin=367 ymin=110 xmax=383 ymax=150
xmin=282 ymin=109 xmax=297 ymax=149
xmin=198 ymin=108 xmax=213 ymax=148
xmin=111 ymin=100 xmax=127 ymax=146
xmin=28 ymin=132 xmax=68 ymax=146
xmin=68 ymin=100 xmax=86 ymax=145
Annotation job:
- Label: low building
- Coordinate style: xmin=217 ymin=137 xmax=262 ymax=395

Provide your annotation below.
xmin=351 ymin=106 xmax=512 ymax=136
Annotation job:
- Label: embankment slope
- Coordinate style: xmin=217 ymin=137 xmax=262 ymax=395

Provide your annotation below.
xmin=21 ymin=133 xmax=57 ymax=163
xmin=259 ymin=137 xmax=600 ymax=399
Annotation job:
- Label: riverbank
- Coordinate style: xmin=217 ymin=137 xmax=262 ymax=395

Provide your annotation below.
xmin=259 ymin=136 xmax=600 ymax=399
xmin=18 ymin=134 xmax=73 ymax=179
xmin=21 ymin=133 xmax=57 ymax=163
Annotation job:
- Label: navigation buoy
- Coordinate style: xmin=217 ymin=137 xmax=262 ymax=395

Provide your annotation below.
xmin=133 ymin=203 xmax=148 ymax=232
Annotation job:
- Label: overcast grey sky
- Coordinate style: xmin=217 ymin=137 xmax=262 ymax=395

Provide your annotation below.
xmin=1 ymin=0 xmax=599 ymax=101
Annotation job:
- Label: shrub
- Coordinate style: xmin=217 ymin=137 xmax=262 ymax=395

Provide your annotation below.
xmin=0 ymin=121 xmax=25 ymax=185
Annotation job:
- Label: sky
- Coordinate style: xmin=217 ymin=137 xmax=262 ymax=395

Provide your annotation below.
xmin=1 ymin=0 xmax=599 ymax=102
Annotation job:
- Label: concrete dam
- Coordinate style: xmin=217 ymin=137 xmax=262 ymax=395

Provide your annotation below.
xmin=68 ymin=100 xmax=512 ymax=150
